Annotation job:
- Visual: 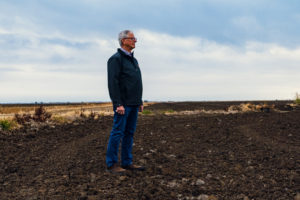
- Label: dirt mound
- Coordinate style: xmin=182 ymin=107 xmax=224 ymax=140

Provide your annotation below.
xmin=0 ymin=102 xmax=299 ymax=199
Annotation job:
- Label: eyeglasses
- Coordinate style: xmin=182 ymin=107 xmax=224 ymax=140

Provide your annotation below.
xmin=124 ymin=37 xmax=137 ymax=41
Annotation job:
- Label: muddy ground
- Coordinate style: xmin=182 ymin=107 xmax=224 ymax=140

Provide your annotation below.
xmin=0 ymin=101 xmax=299 ymax=200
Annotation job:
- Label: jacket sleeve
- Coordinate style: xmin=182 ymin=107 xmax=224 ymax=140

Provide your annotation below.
xmin=107 ymin=56 xmax=123 ymax=106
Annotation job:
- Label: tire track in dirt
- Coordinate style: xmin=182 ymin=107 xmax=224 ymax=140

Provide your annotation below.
xmin=237 ymin=124 xmax=300 ymax=153
xmin=42 ymin=132 xmax=102 ymax=172
xmin=0 ymin=118 xmax=112 ymax=199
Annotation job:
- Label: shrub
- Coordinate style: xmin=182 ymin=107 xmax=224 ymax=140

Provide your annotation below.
xmin=80 ymin=111 xmax=87 ymax=118
xmin=89 ymin=111 xmax=96 ymax=119
xmin=0 ymin=120 xmax=16 ymax=131
xmin=15 ymin=113 xmax=32 ymax=125
xmin=14 ymin=105 xmax=52 ymax=125
xmin=34 ymin=105 xmax=52 ymax=122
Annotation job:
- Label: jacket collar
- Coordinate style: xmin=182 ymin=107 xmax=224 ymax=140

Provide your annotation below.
xmin=118 ymin=48 xmax=134 ymax=57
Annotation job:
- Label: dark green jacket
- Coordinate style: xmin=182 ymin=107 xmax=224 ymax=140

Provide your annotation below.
xmin=107 ymin=48 xmax=143 ymax=106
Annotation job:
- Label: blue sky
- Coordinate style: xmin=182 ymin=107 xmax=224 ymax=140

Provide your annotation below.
xmin=0 ymin=0 xmax=300 ymax=103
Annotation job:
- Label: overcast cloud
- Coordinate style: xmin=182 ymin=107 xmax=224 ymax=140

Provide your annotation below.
xmin=0 ymin=0 xmax=299 ymax=103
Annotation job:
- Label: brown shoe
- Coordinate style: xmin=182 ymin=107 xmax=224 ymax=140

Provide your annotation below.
xmin=122 ymin=164 xmax=145 ymax=171
xmin=106 ymin=164 xmax=126 ymax=174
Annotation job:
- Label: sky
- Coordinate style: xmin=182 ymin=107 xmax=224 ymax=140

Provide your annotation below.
xmin=0 ymin=0 xmax=300 ymax=103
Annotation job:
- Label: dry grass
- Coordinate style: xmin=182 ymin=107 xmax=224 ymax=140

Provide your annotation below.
xmin=0 ymin=106 xmax=35 ymax=115
xmin=0 ymin=102 xmax=155 ymax=121
xmin=164 ymin=103 xmax=277 ymax=116
xmin=0 ymin=103 xmax=113 ymax=114
xmin=228 ymin=103 xmax=275 ymax=112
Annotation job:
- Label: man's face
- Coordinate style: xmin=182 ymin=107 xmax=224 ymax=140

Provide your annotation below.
xmin=122 ymin=32 xmax=137 ymax=51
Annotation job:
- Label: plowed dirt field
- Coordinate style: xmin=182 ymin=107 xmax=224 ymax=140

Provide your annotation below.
xmin=1 ymin=101 xmax=299 ymax=200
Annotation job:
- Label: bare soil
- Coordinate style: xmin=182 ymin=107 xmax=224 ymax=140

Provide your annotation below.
xmin=0 ymin=101 xmax=299 ymax=200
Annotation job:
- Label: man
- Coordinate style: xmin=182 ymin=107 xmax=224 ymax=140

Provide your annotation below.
xmin=106 ymin=30 xmax=145 ymax=174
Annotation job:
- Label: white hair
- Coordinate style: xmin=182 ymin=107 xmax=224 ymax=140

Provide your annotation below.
xmin=118 ymin=30 xmax=132 ymax=46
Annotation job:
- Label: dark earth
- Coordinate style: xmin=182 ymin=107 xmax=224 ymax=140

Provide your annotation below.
xmin=1 ymin=101 xmax=299 ymax=200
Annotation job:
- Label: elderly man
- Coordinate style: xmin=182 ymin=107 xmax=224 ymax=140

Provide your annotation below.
xmin=106 ymin=30 xmax=145 ymax=174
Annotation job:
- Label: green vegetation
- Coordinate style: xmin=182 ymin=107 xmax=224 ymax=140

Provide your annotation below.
xmin=142 ymin=109 xmax=152 ymax=115
xmin=295 ymin=93 xmax=300 ymax=105
xmin=0 ymin=119 xmax=17 ymax=131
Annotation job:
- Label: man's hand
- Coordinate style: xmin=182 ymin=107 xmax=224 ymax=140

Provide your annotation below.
xmin=139 ymin=105 xmax=144 ymax=112
xmin=116 ymin=106 xmax=125 ymax=115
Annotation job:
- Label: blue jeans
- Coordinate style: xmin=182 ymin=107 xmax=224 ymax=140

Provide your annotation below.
xmin=106 ymin=105 xmax=139 ymax=168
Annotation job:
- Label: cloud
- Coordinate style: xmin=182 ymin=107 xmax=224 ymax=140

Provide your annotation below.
xmin=0 ymin=22 xmax=116 ymax=102
xmin=136 ymin=30 xmax=300 ymax=101
xmin=2 ymin=0 xmax=299 ymax=46
xmin=0 ymin=1 xmax=300 ymax=102
xmin=1 ymin=24 xmax=300 ymax=102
